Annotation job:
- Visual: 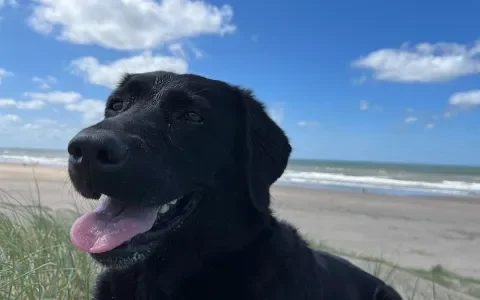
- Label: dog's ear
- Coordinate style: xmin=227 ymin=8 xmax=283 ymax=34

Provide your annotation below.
xmin=238 ymin=88 xmax=292 ymax=212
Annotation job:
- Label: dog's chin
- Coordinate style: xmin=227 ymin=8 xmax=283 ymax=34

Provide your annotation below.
xmin=89 ymin=191 xmax=203 ymax=269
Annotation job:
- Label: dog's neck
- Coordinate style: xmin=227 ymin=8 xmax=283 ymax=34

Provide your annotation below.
xmin=138 ymin=184 xmax=276 ymax=296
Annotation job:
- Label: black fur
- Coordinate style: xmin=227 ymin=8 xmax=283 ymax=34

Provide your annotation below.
xmin=67 ymin=71 xmax=403 ymax=300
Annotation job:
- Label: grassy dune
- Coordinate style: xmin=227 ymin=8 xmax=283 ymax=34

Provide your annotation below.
xmin=0 ymin=187 xmax=478 ymax=300
xmin=0 ymin=187 xmax=94 ymax=299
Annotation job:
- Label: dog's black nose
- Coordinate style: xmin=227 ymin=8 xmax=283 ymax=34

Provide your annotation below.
xmin=68 ymin=129 xmax=128 ymax=169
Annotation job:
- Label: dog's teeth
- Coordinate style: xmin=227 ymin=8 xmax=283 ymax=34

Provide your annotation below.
xmin=159 ymin=205 xmax=170 ymax=214
xmin=169 ymin=199 xmax=178 ymax=205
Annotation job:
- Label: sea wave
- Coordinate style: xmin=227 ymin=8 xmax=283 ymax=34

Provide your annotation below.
xmin=0 ymin=154 xmax=67 ymax=167
xmin=2 ymin=152 xmax=480 ymax=197
xmin=279 ymin=170 xmax=480 ymax=197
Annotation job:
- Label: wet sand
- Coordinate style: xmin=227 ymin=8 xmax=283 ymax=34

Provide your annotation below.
xmin=1 ymin=164 xmax=479 ymax=278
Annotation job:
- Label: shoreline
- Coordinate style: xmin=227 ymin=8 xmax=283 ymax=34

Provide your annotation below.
xmin=2 ymin=162 xmax=478 ymax=202
xmin=1 ymin=163 xmax=480 ymax=278
xmin=3 ymin=161 xmax=480 ymax=199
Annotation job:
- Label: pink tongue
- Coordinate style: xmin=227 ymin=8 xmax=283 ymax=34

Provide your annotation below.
xmin=70 ymin=197 xmax=160 ymax=253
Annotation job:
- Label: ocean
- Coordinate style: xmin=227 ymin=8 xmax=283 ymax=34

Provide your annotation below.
xmin=1 ymin=148 xmax=480 ymax=198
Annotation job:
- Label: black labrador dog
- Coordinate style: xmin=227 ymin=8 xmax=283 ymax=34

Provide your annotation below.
xmin=67 ymin=71 xmax=403 ymax=300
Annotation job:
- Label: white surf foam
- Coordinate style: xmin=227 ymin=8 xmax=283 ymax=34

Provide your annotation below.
xmin=2 ymin=150 xmax=479 ymax=197
xmin=0 ymin=154 xmax=67 ymax=167
xmin=279 ymin=170 xmax=480 ymax=197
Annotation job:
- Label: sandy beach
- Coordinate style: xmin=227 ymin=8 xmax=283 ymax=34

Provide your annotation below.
xmin=1 ymin=163 xmax=479 ymax=279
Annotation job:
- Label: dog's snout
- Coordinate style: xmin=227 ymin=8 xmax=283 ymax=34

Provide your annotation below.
xmin=68 ymin=130 xmax=128 ymax=169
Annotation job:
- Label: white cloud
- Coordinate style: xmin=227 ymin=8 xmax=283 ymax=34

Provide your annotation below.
xmin=449 ymin=90 xmax=480 ymax=108
xmin=297 ymin=121 xmax=319 ymax=127
xmin=0 ymin=98 xmax=46 ymax=110
xmin=0 ymin=91 xmax=81 ymax=110
xmin=267 ymin=102 xmax=286 ymax=125
xmin=24 ymin=90 xmax=81 ymax=104
xmin=0 ymin=113 xmax=21 ymax=133
xmin=23 ymin=118 xmax=59 ymax=130
xmin=1 ymin=114 xmax=20 ymax=122
xmin=3 ymin=90 xmax=105 ymax=126
xmin=405 ymin=117 xmax=418 ymax=123
xmin=16 ymin=100 xmax=46 ymax=109
xmin=28 ymin=0 xmax=235 ymax=51
xmin=0 ymin=113 xmax=21 ymax=125
xmin=168 ymin=43 xmax=187 ymax=58
xmin=169 ymin=42 xmax=205 ymax=60
xmin=32 ymin=75 xmax=57 ymax=89
xmin=71 ymin=51 xmax=188 ymax=88
xmin=0 ymin=68 xmax=13 ymax=83
xmin=0 ymin=116 xmax=79 ymax=147
xmin=360 ymin=100 xmax=369 ymax=111
xmin=191 ymin=46 xmax=203 ymax=59
xmin=65 ymin=99 xmax=105 ymax=125
xmin=0 ymin=98 xmax=15 ymax=107
xmin=167 ymin=42 xmax=203 ymax=60
xmin=1 ymin=90 xmax=102 ymax=125
xmin=352 ymin=41 xmax=480 ymax=82
xmin=425 ymin=123 xmax=434 ymax=129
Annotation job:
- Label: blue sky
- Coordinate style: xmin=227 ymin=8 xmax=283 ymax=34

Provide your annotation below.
xmin=0 ymin=0 xmax=480 ymax=165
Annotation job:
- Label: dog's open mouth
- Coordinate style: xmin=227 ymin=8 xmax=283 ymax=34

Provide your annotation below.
xmin=70 ymin=192 xmax=200 ymax=254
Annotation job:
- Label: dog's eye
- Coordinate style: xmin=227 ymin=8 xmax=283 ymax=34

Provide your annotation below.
xmin=182 ymin=112 xmax=204 ymax=124
xmin=110 ymin=101 xmax=124 ymax=112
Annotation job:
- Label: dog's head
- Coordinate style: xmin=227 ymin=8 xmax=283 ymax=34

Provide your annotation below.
xmin=68 ymin=71 xmax=291 ymax=268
